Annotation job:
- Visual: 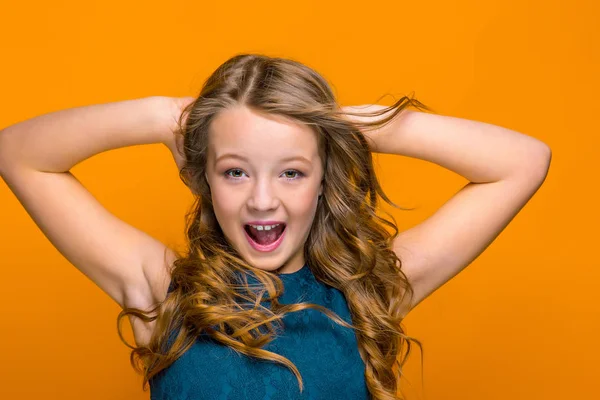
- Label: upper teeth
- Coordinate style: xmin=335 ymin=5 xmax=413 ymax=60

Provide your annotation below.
xmin=248 ymin=224 xmax=280 ymax=231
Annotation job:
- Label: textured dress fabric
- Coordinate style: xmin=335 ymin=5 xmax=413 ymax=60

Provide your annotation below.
xmin=149 ymin=261 xmax=370 ymax=400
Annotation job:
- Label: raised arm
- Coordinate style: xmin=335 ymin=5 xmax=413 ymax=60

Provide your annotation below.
xmin=0 ymin=96 xmax=181 ymax=316
xmin=344 ymin=105 xmax=551 ymax=317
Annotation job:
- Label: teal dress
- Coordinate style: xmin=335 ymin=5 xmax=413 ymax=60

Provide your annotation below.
xmin=149 ymin=261 xmax=369 ymax=399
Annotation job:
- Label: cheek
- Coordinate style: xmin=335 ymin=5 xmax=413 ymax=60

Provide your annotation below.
xmin=210 ymin=190 xmax=241 ymax=228
xmin=291 ymin=194 xmax=320 ymax=243
xmin=288 ymin=191 xmax=320 ymax=221
xmin=298 ymin=191 xmax=318 ymax=210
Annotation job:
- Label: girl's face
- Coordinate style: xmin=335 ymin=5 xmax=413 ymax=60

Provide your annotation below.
xmin=205 ymin=105 xmax=324 ymax=274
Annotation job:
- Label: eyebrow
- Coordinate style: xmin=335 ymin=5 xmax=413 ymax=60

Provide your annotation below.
xmin=215 ymin=153 xmax=312 ymax=166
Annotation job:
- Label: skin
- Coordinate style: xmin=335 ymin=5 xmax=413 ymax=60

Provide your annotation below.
xmin=205 ymin=105 xmax=324 ymax=275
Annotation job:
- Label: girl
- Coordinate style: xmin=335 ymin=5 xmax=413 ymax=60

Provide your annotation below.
xmin=0 ymin=54 xmax=551 ymax=400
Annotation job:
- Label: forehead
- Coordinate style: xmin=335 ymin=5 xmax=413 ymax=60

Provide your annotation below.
xmin=208 ymin=105 xmax=319 ymax=160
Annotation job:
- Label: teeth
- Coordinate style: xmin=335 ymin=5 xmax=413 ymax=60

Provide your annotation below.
xmin=248 ymin=223 xmax=280 ymax=231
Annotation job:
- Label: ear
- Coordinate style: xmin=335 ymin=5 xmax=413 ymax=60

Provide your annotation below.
xmin=318 ymin=180 xmax=323 ymax=197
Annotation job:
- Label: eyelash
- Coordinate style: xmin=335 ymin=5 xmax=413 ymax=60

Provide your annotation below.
xmin=224 ymin=169 xmax=305 ymax=181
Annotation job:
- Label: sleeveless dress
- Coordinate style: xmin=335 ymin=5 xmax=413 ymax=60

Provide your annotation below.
xmin=149 ymin=261 xmax=370 ymax=400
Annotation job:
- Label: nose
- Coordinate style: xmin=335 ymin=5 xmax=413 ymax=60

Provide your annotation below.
xmin=247 ymin=178 xmax=280 ymax=211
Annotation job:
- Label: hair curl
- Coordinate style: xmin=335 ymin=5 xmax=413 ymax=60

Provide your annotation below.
xmin=117 ymin=53 xmax=434 ymax=400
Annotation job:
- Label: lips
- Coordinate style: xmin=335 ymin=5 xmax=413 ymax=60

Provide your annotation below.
xmin=243 ymin=223 xmax=287 ymax=252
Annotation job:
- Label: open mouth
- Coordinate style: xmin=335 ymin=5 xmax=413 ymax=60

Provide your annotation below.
xmin=243 ymin=223 xmax=286 ymax=246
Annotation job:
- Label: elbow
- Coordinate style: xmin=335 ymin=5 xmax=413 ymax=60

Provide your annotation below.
xmin=522 ymin=143 xmax=552 ymax=185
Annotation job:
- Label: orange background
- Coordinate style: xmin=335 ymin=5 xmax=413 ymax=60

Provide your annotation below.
xmin=0 ymin=1 xmax=596 ymax=399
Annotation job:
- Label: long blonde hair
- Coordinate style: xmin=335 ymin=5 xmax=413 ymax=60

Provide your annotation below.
xmin=118 ymin=53 xmax=433 ymax=400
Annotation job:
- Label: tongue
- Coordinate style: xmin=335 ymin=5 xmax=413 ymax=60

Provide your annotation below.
xmin=249 ymin=226 xmax=283 ymax=245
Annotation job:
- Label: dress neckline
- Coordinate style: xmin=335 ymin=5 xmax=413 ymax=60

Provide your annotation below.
xmin=277 ymin=261 xmax=310 ymax=279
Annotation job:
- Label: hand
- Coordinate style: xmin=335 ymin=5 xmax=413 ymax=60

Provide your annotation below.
xmin=164 ymin=96 xmax=195 ymax=172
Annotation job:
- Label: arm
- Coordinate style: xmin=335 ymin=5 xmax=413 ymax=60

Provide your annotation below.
xmin=0 ymin=96 xmax=181 ymax=315
xmin=344 ymin=105 xmax=551 ymax=317
xmin=0 ymin=96 xmax=174 ymax=172
xmin=344 ymin=105 xmax=551 ymax=182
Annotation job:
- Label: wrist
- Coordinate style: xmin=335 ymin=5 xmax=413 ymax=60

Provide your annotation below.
xmin=150 ymin=96 xmax=179 ymax=145
xmin=160 ymin=96 xmax=196 ymax=144
xmin=342 ymin=105 xmax=389 ymax=153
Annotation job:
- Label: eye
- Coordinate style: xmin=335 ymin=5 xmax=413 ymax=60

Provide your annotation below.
xmin=283 ymin=170 xmax=306 ymax=180
xmin=224 ymin=168 xmax=246 ymax=179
